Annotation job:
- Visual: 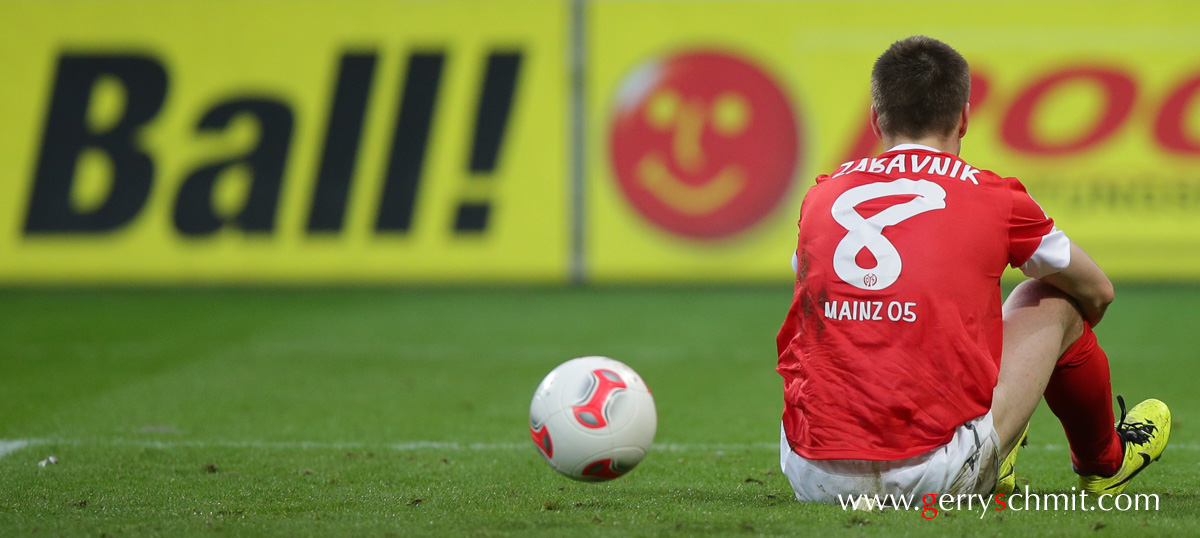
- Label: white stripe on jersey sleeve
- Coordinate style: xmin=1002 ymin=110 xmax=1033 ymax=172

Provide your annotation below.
xmin=791 ymin=251 xmax=799 ymax=274
xmin=1019 ymin=227 xmax=1071 ymax=278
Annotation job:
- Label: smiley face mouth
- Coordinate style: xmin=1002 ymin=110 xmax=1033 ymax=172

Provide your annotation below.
xmin=636 ymin=154 xmax=745 ymax=215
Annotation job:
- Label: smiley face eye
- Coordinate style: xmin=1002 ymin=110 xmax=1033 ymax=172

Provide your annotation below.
xmin=712 ymin=92 xmax=750 ymax=136
xmin=647 ymin=90 xmax=680 ymax=130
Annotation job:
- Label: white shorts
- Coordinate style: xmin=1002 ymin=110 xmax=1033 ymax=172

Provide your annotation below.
xmin=779 ymin=413 xmax=1001 ymax=504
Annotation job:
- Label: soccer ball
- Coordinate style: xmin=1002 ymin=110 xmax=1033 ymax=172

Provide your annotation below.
xmin=529 ymin=356 xmax=656 ymax=481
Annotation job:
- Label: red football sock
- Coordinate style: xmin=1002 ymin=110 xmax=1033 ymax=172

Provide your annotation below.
xmin=1042 ymin=322 xmax=1124 ymax=476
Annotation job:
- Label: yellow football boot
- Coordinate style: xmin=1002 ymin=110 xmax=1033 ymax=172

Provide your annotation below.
xmin=994 ymin=423 xmax=1028 ymax=496
xmin=1078 ymin=396 xmax=1170 ymax=495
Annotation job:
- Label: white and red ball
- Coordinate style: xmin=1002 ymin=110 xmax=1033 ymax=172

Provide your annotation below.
xmin=529 ymin=356 xmax=656 ymax=481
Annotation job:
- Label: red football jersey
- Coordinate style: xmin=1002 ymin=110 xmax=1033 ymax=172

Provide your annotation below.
xmin=777 ymin=144 xmax=1069 ymax=461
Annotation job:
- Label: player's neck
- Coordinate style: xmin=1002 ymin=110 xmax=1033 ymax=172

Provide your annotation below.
xmin=883 ymin=135 xmax=961 ymax=156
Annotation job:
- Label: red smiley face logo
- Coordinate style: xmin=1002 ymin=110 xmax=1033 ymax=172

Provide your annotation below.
xmin=610 ymin=50 xmax=801 ymax=239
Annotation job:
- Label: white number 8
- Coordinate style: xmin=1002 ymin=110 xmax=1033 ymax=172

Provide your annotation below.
xmin=831 ymin=179 xmax=947 ymax=290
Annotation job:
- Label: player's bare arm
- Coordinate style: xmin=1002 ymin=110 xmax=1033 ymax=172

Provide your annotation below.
xmin=1039 ymin=242 xmax=1115 ymax=327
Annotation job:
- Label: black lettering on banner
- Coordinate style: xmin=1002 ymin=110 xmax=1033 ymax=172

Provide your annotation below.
xmin=308 ymin=53 xmax=378 ymax=233
xmin=25 ymin=54 xmax=166 ymax=233
xmin=455 ymin=51 xmax=522 ymax=234
xmin=174 ymin=99 xmax=293 ymax=235
xmin=376 ymin=52 xmax=443 ymax=233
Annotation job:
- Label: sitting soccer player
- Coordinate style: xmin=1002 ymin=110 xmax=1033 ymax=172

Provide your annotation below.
xmin=776 ymin=36 xmax=1170 ymax=503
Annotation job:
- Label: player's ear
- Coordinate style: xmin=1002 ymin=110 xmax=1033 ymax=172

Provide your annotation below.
xmin=869 ymin=105 xmax=883 ymax=140
xmin=957 ymin=103 xmax=970 ymax=138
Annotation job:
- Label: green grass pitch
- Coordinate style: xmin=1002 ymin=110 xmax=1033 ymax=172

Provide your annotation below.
xmin=0 ymin=285 xmax=1196 ymax=536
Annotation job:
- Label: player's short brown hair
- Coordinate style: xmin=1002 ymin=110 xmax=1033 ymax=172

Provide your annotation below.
xmin=871 ymin=36 xmax=971 ymax=139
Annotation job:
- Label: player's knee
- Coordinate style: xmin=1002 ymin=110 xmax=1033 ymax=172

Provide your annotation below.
xmin=1005 ymin=279 xmax=1085 ymax=337
xmin=1005 ymin=279 xmax=1069 ymax=310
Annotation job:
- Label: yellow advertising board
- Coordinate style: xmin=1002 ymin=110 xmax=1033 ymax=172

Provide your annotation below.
xmin=587 ymin=0 xmax=1200 ymax=282
xmin=0 ymin=0 xmax=568 ymax=283
xmin=3 ymin=0 xmax=1199 ymax=284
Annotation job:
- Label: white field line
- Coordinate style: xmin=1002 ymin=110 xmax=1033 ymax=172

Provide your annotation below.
xmin=0 ymin=440 xmax=30 ymax=460
xmin=2 ymin=438 xmax=1199 ymax=456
